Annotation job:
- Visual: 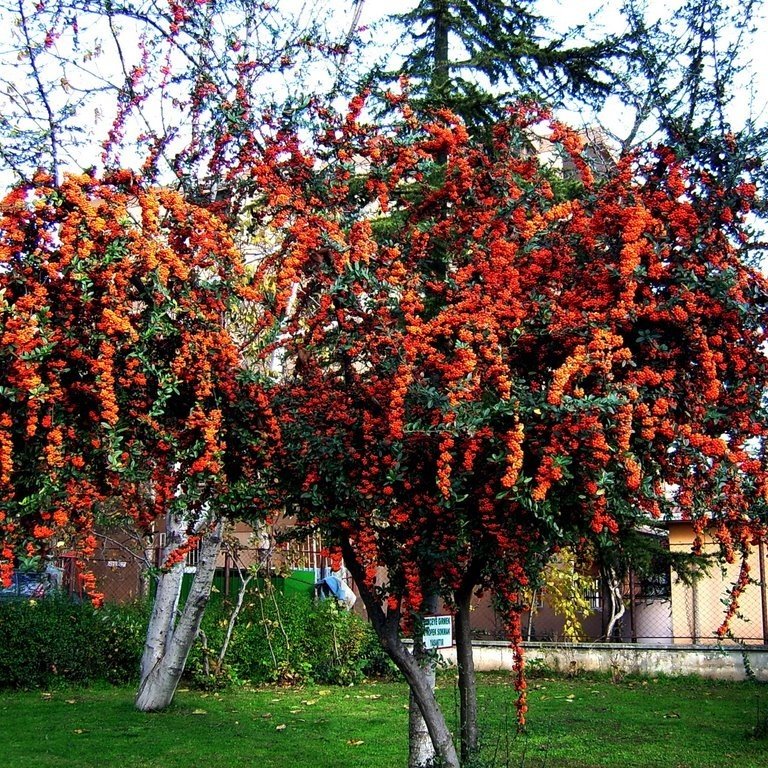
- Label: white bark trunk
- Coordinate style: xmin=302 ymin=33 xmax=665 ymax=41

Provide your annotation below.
xmin=140 ymin=514 xmax=185 ymax=682
xmin=409 ymin=674 xmax=436 ymax=766
xmin=409 ymin=594 xmax=438 ymax=768
xmin=396 ymin=625 xmax=458 ymax=768
xmin=604 ymin=567 xmax=626 ymax=641
xmin=135 ymin=518 xmax=223 ymax=711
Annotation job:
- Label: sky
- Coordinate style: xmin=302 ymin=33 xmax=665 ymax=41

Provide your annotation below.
xmin=0 ymin=0 xmax=766 ymax=188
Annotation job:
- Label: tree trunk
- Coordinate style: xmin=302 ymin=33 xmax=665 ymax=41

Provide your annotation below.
xmin=139 ymin=513 xmax=186 ymax=683
xmin=341 ymin=541 xmax=460 ymax=768
xmin=393 ymin=623 xmax=458 ymax=768
xmin=135 ymin=518 xmax=223 ymax=711
xmin=455 ymin=587 xmax=478 ymax=762
xmin=431 ymin=0 xmax=450 ymax=96
xmin=603 ymin=566 xmax=626 ymax=641
xmin=409 ymin=593 xmax=439 ymax=768
xmin=138 ymin=533 xmax=154 ymax=600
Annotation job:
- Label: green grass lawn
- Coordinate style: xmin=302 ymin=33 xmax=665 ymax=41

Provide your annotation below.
xmin=1 ymin=674 xmax=766 ymax=767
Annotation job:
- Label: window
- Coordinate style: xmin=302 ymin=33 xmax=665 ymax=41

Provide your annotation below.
xmin=583 ymin=579 xmax=602 ymax=611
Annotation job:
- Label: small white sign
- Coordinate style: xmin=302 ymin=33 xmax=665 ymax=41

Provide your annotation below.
xmin=424 ymin=615 xmax=453 ymax=649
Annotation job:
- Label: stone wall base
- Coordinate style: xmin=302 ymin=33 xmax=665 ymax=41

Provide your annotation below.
xmin=438 ymin=641 xmax=768 ymax=682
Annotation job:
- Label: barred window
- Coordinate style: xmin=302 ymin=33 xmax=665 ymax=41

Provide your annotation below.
xmin=583 ymin=579 xmax=602 ymax=611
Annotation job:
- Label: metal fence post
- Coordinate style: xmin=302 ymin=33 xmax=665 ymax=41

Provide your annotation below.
xmin=759 ymin=539 xmax=768 ymax=644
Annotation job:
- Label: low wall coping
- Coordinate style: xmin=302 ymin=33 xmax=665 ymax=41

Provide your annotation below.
xmin=437 ymin=640 xmax=768 ymax=681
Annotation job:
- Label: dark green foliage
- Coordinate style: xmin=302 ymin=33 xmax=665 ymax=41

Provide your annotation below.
xmin=95 ymin=601 xmax=151 ymax=684
xmin=618 ymin=0 xmax=768 ymax=245
xmin=0 ymin=590 xmax=394 ymax=691
xmin=380 ymin=0 xmax=767 ymax=250
xmin=0 ymin=597 xmax=147 ymax=688
xmin=189 ymin=588 xmax=395 ymax=687
xmin=302 ymin=599 xmax=396 ymax=684
xmin=382 ymin=0 xmax=628 ymax=132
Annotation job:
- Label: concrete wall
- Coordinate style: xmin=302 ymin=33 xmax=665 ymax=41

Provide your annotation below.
xmin=438 ymin=641 xmax=768 ymax=682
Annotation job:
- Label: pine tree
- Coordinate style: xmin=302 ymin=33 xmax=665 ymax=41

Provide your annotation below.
xmin=382 ymin=0 xmax=627 ymax=133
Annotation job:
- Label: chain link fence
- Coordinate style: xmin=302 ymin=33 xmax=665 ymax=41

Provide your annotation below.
xmin=57 ymin=525 xmax=767 ymax=649
xmin=472 ymin=540 xmax=768 ymax=646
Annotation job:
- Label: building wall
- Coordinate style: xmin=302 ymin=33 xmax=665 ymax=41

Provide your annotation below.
xmin=631 ymin=598 xmax=672 ymax=644
xmin=669 ymin=522 xmax=768 ymax=645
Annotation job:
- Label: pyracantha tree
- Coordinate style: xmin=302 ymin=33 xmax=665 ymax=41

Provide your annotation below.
xmin=0 ymin=171 xmax=281 ymax=709
xmin=245 ymin=94 xmax=768 ymax=767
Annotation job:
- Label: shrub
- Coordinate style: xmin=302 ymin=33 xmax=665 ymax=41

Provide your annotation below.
xmin=302 ymin=598 xmax=381 ymax=685
xmin=96 ymin=601 xmax=149 ymax=684
xmin=0 ymin=596 xmax=148 ymax=689
xmin=189 ymin=584 xmax=395 ymax=687
xmin=0 ymin=582 xmax=395 ymax=691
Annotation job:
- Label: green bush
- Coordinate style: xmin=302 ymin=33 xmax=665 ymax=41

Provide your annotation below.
xmin=0 ymin=583 xmax=395 ymax=691
xmin=302 ymin=598 xmax=398 ymax=684
xmin=96 ymin=601 xmax=150 ymax=684
xmin=189 ymin=585 xmax=395 ymax=688
xmin=0 ymin=596 xmax=147 ymax=688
